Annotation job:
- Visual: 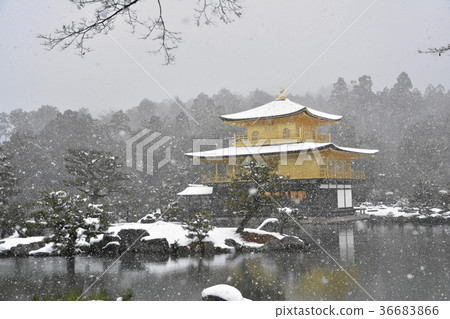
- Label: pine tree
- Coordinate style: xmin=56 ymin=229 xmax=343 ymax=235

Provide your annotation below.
xmin=0 ymin=147 xmax=18 ymax=238
xmin=35 ymin=191 xmax=110 ymax=256
xmin=106 ymin=110 xmax=131 ymax=138
xmin=329 ymin=77 xmax=349 ymax=113
xmin=227 ymin=161 xmax=286 ymax=233
xmin=184 ymin=211 xmax=214 ymax=243
xmin=64 ymin=149 xmax=129 ymax=203
xmin=0 ymin=112 xmax=11 ymax=142
xmin=410 ymin=180 xmax=437 ymax=213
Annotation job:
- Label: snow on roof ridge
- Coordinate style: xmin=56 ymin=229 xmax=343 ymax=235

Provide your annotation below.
xmin=185 ymin=142 xmax=378 ymax=158
xmin=220 ymin=98 xmax=342 ymax=121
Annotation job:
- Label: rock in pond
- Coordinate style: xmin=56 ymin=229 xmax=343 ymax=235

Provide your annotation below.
xmin=280 ymin=236 xmax=304 ymax=250
xmin=172 ymin=244 xmax=190 ymax=257
xmin=256 ymin=218 xmax=279 ymax=232
xmin=189 ymin=241 xmax=215 ymax=255
xmin=101 ymin=241 xmax=120 ymax=255
xmin=224 ymin=238 xmax=242 ymax=250
xmin=117 ymin=229 xmax=150 ymax=252
xmin=139 ymin=238 xmax=170 ymax=254
xmin=89 ymin=234 xmax=120 ymax=255
xmin=10 ymin=241 xmax=45 ymax=257
xmin=202 ymin=284 xmax=250 ymax=301
xmin=260 ymin=239 xmax=284 ymax=251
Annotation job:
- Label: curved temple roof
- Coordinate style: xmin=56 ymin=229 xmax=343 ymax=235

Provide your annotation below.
xmin=185 ymin=142 xmax=378 ymax=159
xmin=220 ymin=98 xmax=342 ymax=122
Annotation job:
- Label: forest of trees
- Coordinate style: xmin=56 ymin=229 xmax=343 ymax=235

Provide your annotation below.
xmin=0 ymin=72 xmax=449 ymax=238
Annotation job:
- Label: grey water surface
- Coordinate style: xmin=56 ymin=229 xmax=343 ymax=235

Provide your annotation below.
xmin=0 ymin=221 xmax=448 ymax=301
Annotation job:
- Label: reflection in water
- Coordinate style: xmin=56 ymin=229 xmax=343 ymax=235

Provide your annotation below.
xmin=300 ymin=265 xmax=357 ymax=300
xmin=0 ymin=223 xmax=448 ymax=301
xmin=339 ymin=228 xmax=355 ymax=265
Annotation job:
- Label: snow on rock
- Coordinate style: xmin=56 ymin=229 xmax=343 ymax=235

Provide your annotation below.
xmin=358 ymin=204 xmax=416 ymax=217
xmin=108 ymin=221 xmax=286 ymax=251
xmin=137 ymin=209 xmax=162 ymax=223
xmin=177 ymin=184 xmax=213 ymax=196
xmin=29 ymin=242 xmax=55 ymax=256
xmin=0 ymin=236 xmax=45 ymax=252
xmin=1 ymin=221 xmax=301 ymax=257
xmin=256 ymin=218 xmax=279 ymax=230
xmin=357 ymin=204 xmax=449 ymax=221
xmin=89 ymin=234 xmax=104 ymax=244
xmin=110 ymin=221 xmax=191 ymax=246
xmin=102 ymin=241 xmax=120 ymax=249
xmin=201 ymin=284 xmax=250 ymax=301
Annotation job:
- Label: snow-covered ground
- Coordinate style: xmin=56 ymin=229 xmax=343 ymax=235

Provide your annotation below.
xmin=0 ymin=234 xmax=44 ymax=251
xmin=0 ymin=220 xmax=286 ymax=256
xmin=357 ymin=204 xmax=450 ymax=220
xmin=109 ymin=221 xmax=283 ymax=249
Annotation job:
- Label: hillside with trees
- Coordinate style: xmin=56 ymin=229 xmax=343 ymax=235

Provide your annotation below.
xmin=0 ymin=72 xmax=449 ymax=234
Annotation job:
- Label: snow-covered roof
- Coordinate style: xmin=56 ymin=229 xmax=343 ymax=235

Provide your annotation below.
xmin=220 ymin=98 xmax=342 ymax=122
xmin=185 ymin=142 xmax=378 ymax=159
xmin=177 ymin=184 xmax=213 ymax=196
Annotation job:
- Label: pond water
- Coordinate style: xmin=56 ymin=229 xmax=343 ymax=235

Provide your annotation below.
xmin=0 ymin=221 xmax=449 ymax=301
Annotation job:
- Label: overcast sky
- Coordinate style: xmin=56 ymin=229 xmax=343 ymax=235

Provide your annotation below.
xmin=1 ymin=0 xmax=449 ymax=115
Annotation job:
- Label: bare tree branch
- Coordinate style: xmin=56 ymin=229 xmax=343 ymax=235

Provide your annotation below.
xmin=37 ymin=0 xmax=243 ymax=64
xmin=419 ymin=44 xmax=450 ymax=56
xmin=195 ymin=0 xmax=242 ymax=26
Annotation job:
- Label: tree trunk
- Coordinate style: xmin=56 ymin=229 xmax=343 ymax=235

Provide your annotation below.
xmin=66 ymin=256 xmax=76 ymax=290
xmin=278 ymin=223 xmax=284 ymax=235
xmin=236 ymin=215 xmax=252 ymax=233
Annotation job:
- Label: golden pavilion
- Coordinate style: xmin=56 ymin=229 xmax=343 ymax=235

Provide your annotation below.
xmin=183 ymin=91 xmax=378 ymax=212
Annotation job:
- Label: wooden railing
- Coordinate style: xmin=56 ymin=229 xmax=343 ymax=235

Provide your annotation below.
xmin=316 ymin=133 xmax=331 ymax=143
xmin=202 ymin=170 xmax=365 ymax=183
xmin=234 ymin=134 xmax=248 ymax=144
xmin=201 ymin=174 xmax=231 ymax=183
xmin=233 ymin=133 xmax=331 ymax=146
xmin=319 ymin=170 xmax=365 ymax=180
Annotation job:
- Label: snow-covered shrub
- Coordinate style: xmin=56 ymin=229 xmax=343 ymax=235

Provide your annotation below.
xmin=277 ymin=207 xmax=299 ymax=234
xmin=394 ymin=198 xmax=409 ymax=208
xmin=161 ymin=202 xmax=180 ymax=222
xmin=184 ymin=211 xmax=213 ymax=243
xmin=227 ymin=161 xmax=287 ymax=233
xmin=34 ymin=191 xmax=110 ymax=256
xmin=138 ymin=211 xmax=161 ymax=224
xmin=202 ymin=284 xmax=249 ymax=301
xmin=139 ymin=205 xmax=179 ymax=224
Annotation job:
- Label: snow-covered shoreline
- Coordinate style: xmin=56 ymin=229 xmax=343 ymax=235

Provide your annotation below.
xmin=3 ymin=204 xmax=448 ymax=258
xmin=0 ymin=220 xmax=302 ymax=258
xmin=357 ymin=204 xmax=450 ymax=222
